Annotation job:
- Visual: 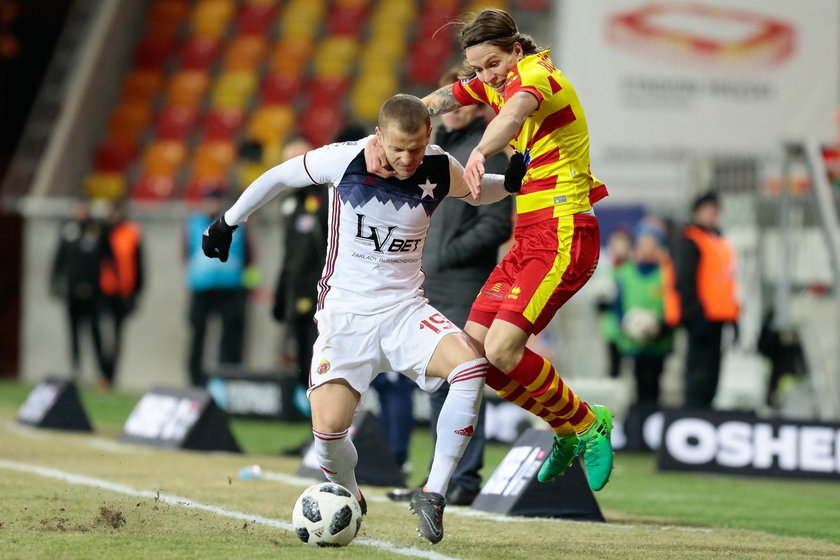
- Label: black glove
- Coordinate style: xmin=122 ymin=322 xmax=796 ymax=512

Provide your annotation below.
xmin=202 ymin=216 xmax=238 ymax=262
xmin=504 ymin=152 xmax=527 ymax=193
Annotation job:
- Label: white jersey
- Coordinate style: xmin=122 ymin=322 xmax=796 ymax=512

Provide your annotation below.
xmin=225 ymin=136 xmax=505 ymax=315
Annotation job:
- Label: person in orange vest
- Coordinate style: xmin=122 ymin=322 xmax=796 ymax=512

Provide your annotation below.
xmin=99 ymin=199 xmax=144 ymax=390
xmin=673 ymin=192 xmax=740 ymax=409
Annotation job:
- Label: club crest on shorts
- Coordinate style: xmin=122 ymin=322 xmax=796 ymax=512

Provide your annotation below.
xmin=317 ymin=359 xmax=331 ymax=375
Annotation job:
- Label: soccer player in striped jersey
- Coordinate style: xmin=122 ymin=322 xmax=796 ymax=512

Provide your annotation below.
xmin=366 ymin=9 xmax=614 ymax=491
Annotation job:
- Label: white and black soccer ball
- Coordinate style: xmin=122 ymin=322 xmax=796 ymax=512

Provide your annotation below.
xmin=292 ymin=482 xmax=362 ymax=547
xmin=621 ymin=307 xmax=660 ymax=343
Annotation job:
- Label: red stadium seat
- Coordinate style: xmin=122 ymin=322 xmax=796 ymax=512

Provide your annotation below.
xmin=146 ymin=0 xmax=190 ymax=37
xmin=132 ymin=173 xmax=177 ymax=202
xmin=93 ymin=141 xmax=137 ymax=173
xmin=326 ymin=2 xmax=370 ymax=36
xmin=299 ymin=103 xmax=344 ymax=148
xmin=155 ymin=105 xmax=199 ymax=140
xmin=260 ymin=72 xmax=303 ymax=105
xmin=235 ymin=2 xmax=278 ymax=35
xmin=120 ymin=69 xmax=164 ymax=104
xmin=133 ymin=35 xmax=177 ymax=69
xmin=202 ymin=107 xmax=244 ymax=141
xmin=184 ymin=176 xmax=229 ymax=202
xmin=179 ymin=36 xmax=222 ymax=70
xmin=107 ymin=101 xmax=153 ymax=144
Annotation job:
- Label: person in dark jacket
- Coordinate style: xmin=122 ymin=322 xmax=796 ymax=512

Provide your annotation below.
xmin=50 ymin=196 xmax=111 ymax=382
xmin=272 ymin=137 xmax=329 ymax=418
xmin=674 ymin=191 xmax=739 ymax=409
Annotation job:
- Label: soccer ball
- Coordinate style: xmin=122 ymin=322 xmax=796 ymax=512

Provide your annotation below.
xmin=621 ymin=307 xmax=660 ymax=343
xmin=292 ymin=482 xmax=363 ymax=547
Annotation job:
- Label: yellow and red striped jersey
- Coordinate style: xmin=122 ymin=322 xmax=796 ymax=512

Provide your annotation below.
xmin=452 ymin=50 xmax=607 ymax=225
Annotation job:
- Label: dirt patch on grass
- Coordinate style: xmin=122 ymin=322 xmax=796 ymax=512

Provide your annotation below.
xmin=96 ymin=505 xmax=126 ymax=529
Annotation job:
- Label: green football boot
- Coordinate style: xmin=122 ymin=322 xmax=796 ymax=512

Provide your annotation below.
xmin=575 ymin=404 xmax=614 ymax=491
xmin=537 ymin=432 xmax=579 ymax=482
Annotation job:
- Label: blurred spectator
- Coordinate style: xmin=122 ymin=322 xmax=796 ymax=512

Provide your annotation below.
xmin=594 ymin=226 xmax=632 ymax=379
xmin=99 ymin=199 xmax=144 ymax=390
xmin=387 ymin=68 xmax=513 ymax=505
xmin=613 ymin=221 xmax=676 ymax=407
xmin=272 ymin=137 xmax=327 ymax=418
xmin=50 ymin=196 xmax=111 ymax=383
xmin=184 ymin=187 xmax=254 ymax=387
xmin=674 ymin=192 xmax=740 ymax=409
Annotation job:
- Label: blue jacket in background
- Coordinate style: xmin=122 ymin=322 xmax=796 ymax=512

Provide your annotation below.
xmin=185 ymin=212 xmax=248 ymax=291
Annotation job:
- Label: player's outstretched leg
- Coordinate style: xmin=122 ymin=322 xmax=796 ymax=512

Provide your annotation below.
xmin=573 ymin=404 xmax=614 ymax=491
xmin=409 ymin=490 xmax=446 ymax=544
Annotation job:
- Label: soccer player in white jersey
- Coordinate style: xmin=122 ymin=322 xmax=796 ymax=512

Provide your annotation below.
xmin=202 ymin=94 xmax=514 ymax=544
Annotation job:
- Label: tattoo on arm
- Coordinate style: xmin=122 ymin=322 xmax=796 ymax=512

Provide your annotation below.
xmin=425 ymin=85 xmax=462 ymax=116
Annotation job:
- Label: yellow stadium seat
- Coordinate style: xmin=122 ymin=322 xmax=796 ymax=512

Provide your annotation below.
xmin=84 ymin=172 xmax=126 ymax=200
xmin=313 ymin=36 xmax=358 ymax=78
xmin=247 ymin=105 xmax=294 ymax=146
xmin=351 ymin=71 xmax=397 ymax=122
xmin=280 ymin=0 xmax=326 ymax=39
xmin=190 ymin=0 xmax=235 ymax=38
xmin=211 ymin=71 xmax=258 ymax=109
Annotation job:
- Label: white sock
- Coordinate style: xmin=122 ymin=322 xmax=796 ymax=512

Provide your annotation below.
xmin=425 ymin=358 xmax=487 ymax=496
xmin=312 ymin=428 xmax=361 ymax=501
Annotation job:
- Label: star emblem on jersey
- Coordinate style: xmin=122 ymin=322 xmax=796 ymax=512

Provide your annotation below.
xmin=418 ymin=178 xmax=437 ymax=199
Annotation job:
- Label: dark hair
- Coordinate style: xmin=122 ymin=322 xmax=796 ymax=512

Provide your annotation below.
xmin=691 ymin=191 xmax=720 ymax=212
xmin=458 ymin=9 xmax=541 ymax=55
xmin=378 ymin=94 xmax=431 ymax=134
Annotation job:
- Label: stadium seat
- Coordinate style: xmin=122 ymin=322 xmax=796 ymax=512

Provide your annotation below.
xmin=223 ymin=35 xmax=268 ymax=71
xmin=247 ymin=105 xmax=294 ymax=146
xmin=313 ymin=36 xmax=358 ymax=78
xmin=184 ymin=176 xmax=229 ymax=202
xmin=84 ymin=172 xmax=127 ymax=200
xmin=146 ymin=0 xmax=190 ymax=37
xmin=201 ymin=107 xmax=244 ymax=141
xmin=267 ymin=37 xmax=313 ymax=76
xmin=280 ymin=0 xmax=326 ymax=39
xmin=132 ymin=173 xmax=177 ymax=202
xmin=140 ymin=139 xmax=187 ymax=176
xmin=154 ymin=105 xmax=199 ymax=140
xmin=120 ymin=69 xmax=164 ymax=104
xmin=133 ymin=35 xmax=177 ymax=69
xmin=93 ymin=141 xmax=137 ymax=173
xmin=191 ymin=140 xmax=236 ymax=179
xmin=107 ymin=101 xmax=153 ymax=144
xmin=260 ymin=72 xmax=303 ymax=105
xmin=190 ymin=0 xmax=235 ymax=38
xmin=166 ymin=69 xmax=210 ymax=108
xmin=179 ymin=36 xmax=222 ymax=70
xmin=306 ymin=76 xmax=349 ymax=109
xmin=466 ymin=0 xmax=507 ymax=11
xmin=235 ymin=2 xmax=278 ymax=35
xmin=326 ymin=1 xmax=370 ymax=36
xmin=299 ymin=104 xmax=344 ymax=148
xmin=210 ymin=70 xmax=258 ymax=109
xmin=351 ymin=72 xmax=397 ymax=122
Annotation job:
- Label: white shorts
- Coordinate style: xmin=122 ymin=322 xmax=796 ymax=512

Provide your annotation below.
xmin=307 ymin=297 xmax=462 ymax=397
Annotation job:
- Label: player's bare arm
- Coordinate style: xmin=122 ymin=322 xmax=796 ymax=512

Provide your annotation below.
xmin=421 ymin=84 xmax=463 ymax=116
xmin=463 ymin=91 xmax=538 ymax=196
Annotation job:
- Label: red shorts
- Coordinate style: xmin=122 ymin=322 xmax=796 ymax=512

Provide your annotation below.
xmin=468 ymin=214 xmax=600 ymax=335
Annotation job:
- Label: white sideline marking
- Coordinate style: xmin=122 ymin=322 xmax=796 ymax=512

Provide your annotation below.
xmin=0 ymin=459 xmax=463 ymax=560
xmin=253 ymin=468 xmax=715 ymax=533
